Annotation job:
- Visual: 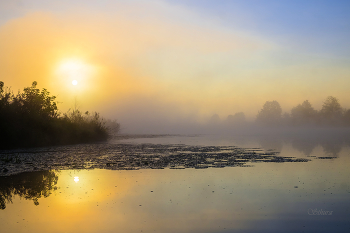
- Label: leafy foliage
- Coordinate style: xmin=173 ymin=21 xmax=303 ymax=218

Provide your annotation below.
xmin=0 ymin=81 xmax=118 ymax=149
xmin=256 ymin=100 xmax=282 ymax=125
xmin=319 ymin=96 xmax=343 ymax=124
xmin=290 ymin=100 xmax=317 ymax=125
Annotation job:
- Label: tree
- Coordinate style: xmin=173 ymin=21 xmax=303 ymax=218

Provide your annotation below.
xmin=281 ymin=112 xmax=291 ymax=126
xmin=208 ymin=114 xmax=220 ymax=125
xmin=0 ymin=81 xmax=13 ymax=112
xmin=226 ymin=112 xmax=246 ymax=125
xmin=319 ymin=96 xmax=343 ymax=125
xmin=0 ymin=81 xmax=114 ymax=149
xmin=16 ymin=81 xmax=59 ymax=119
xmin=256 ymin=100 xmax=282 ymax=125
xmin=290 ymin=100 xmax=317 ymax=125
xmin=343 ymin=109 xmax=350 ymax=126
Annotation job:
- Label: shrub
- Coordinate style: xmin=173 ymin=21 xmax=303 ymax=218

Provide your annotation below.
xmin=0 ymin=81 xmax=117 ymax=149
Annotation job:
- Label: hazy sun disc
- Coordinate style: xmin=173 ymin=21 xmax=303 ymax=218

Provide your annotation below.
xmin=56 ymin=58 xmax=95 ymax=87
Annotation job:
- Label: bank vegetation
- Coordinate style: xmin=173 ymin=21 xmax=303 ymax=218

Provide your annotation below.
xmin=0 ymin=81 xmax=119 ymax=149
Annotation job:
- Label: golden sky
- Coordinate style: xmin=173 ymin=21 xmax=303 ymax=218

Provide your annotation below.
xmin=1 ymin=0 xmax=350 ymax=132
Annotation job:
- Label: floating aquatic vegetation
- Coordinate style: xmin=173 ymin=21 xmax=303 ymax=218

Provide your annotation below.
xmin=0 ymin=142 xmax=311 ymax=176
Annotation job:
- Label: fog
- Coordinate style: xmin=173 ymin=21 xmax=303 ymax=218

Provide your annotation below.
xmin=1 ymin=1 xmax=350 ymax=134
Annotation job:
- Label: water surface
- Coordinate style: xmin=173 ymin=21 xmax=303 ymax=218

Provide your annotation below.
xmin=1 ymin=134 xmax=350 ymax=232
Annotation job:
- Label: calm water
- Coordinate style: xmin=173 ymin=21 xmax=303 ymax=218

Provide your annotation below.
xmin=1 ymin=133 xmax=350 ymax=233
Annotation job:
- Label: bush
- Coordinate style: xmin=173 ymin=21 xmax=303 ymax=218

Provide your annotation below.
xmin=0 ymin=81 xmax=117 ymax=149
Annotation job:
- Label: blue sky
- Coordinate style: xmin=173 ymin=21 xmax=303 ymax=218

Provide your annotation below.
xmin=166 ymin=0 xmax=350 ymax=56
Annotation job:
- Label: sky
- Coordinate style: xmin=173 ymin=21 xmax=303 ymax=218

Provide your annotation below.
xmin=0 ymin=0 xmax=350 ymax=133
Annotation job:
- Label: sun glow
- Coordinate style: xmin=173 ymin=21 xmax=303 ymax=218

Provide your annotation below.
xmin=56 ymin=58 xmax=95 ymax=87
xmin=53 ymin=57 xmax=102 ymax=111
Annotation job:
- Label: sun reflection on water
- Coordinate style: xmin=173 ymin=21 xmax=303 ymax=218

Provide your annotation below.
xmin=74 ymin=176 xmax=79 ymax=183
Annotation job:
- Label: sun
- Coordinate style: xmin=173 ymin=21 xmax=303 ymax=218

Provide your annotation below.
xmin=56 ymin=58 xmax=93 ymax=86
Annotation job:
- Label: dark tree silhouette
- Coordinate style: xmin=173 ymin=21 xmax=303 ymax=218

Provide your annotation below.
xmin=320 ymin=96 xmax=343 ymax=125
xmin=17 ymin=81 xmax=58 ymax=119
xmin=0 ymin=81 xmax=116 ymax=149
xmin=256 ymin=100 xmax=282 ymax=125
xmin=291 ymin=100 xmax=317 ymax=125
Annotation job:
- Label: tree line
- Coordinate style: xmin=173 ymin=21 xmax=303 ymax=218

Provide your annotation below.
xmin=207 ymin=96 xmax=350 ymax=128
xmin=0 ymin=81 xmax=120 ymax=149
xmin=256 ymin=96 xmax=350 ymax=126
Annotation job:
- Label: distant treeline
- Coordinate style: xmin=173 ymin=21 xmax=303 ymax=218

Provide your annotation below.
xmin=256 ymin=97 xmax=350 ymax=126
xmin=209 ymin=96 xmax=350 ymax=127
xmin=0 ymin=81 xmax=120 ymax=149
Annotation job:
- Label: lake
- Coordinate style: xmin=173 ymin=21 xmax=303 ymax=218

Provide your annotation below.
xmin=1 ymin=132 xmax=350 ymax=233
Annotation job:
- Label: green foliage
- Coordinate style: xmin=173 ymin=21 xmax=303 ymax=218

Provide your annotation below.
xmin=0 ymin=81 xmax=117 ymax=149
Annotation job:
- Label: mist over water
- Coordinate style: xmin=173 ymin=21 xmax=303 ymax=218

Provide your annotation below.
xmin=109 ymin=95 xmax=350 ymax=135
xmin=1 ymin=134 xmax=350 ymax=233
xmin=1 ymin=1 xmax=350 ymax=232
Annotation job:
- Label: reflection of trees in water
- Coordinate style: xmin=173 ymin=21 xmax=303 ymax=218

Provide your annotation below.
xmin=308 ymin=135 xmax=347 ymax=157
xmin=258 ymin=138 xmax=283 ymax=152
xmin=2 ymin=130 xmax=348 ymax=176
xmin=289 ymin=138 xmax=344 ymax=157
xmin=291 ymin=139 xmax=318 ymax=156
xmin=257 ymin=130 xmax=350 ymax=157
xmin=0 ymin=171 xmax=58 ymax=210
xmin=321 ymin=141 xmax=342 ymax=157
